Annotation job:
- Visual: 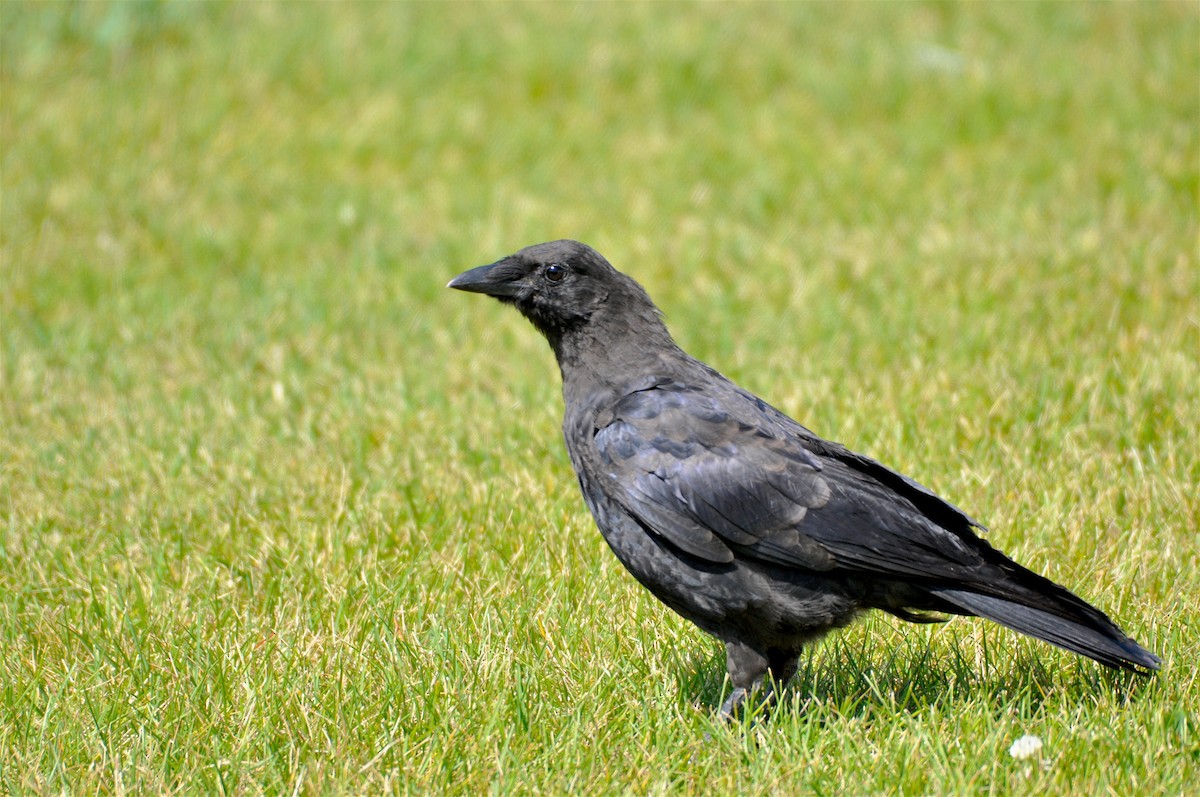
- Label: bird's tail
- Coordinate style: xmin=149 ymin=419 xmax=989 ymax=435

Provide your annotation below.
xmin=927 ymin=584 xmax=1161 ymax=673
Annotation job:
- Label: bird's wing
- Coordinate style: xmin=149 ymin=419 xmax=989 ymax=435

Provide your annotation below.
xmin=592 ymin=381 xmax=985 ymax=577
xmin=727 ymin=385 xmax=986 ymax=533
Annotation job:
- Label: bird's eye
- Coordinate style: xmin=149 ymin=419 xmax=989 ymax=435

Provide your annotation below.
xmin=544 ymin=263 xmax=567 ymax=283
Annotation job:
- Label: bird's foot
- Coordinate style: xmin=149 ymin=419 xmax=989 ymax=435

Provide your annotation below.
xmin=717 ymin=679 xmax=783 ymax=723
xmin=718 ymin=686 xmax=751 ymax=721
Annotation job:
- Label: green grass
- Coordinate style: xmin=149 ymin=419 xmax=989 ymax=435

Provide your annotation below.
xmin=2 ymin=1 xmax=1197 ymax=793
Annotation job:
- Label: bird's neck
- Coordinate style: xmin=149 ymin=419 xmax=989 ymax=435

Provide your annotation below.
xmin=553 ymin=312 xmax=685 ymax=406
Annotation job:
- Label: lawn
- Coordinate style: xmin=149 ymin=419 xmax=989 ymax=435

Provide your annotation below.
xmin=2 ymin=1 xmax=1197 ymax=794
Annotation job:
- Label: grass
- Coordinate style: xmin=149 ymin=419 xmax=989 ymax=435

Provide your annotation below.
xmin=2 ymin=1 xmax=1197 ymax=794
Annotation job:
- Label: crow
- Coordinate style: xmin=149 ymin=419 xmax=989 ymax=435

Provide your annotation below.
xmin=448 ymin=239 xmax=1160 ymax=717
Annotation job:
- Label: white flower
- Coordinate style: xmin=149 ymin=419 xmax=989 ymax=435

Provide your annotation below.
xmin=1008 ymin=734 xmax=1043 ymax=760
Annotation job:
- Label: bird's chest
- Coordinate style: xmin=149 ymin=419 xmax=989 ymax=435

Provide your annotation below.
xmin=561 ymin=409 xmax=750 ymax=631
xmin=562 ymin=411 xmax=619 ymax=535
xmin=572 ymin=463 xmax=723 ymax=614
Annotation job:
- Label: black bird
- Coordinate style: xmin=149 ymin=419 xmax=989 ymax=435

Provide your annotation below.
xmin=449 ymin=240 xmax=1160 ymax=717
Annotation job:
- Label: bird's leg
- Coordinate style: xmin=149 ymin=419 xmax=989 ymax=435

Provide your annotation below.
xmin=758 ymin=649 xmax=801 ymax=711
xmin=719 ymin=640 xmax=769 ymax=721
xmin=719 ymin=643 xmax=801 ymax=721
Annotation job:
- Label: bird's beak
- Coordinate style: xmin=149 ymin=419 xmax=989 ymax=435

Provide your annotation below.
xmin=447 ymin=261 xmax=524 ymax=298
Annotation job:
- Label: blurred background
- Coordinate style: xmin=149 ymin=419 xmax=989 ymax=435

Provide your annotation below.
xmin=2 ymin=2 xmax=1197 ymax=793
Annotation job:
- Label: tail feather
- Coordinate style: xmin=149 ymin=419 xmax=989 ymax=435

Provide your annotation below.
xmin=929 ymin=587 xmax=1161 ymax=673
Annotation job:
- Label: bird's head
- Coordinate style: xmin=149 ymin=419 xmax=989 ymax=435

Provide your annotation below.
xmin=448 ymin=240 xmax=664 ymax=352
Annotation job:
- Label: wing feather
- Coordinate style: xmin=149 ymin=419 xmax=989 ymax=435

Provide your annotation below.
xmin=593 ymin=386 xmax=834 ymax=569
xmin=592 ymin=383 xmax=990 ymax=579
